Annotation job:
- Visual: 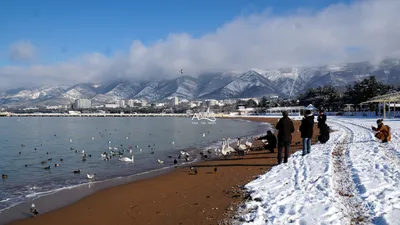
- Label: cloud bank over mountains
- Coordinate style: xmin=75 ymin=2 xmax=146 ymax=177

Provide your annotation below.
xmin=2 ymin=0 xmax=400 ymax=89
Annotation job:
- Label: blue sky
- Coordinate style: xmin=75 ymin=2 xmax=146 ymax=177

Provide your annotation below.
xmin=0 ymin=0 xmax=352 ymax=66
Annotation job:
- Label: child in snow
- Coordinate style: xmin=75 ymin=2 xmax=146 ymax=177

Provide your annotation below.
xmin=372 ymin=119 xmax=391 ymax=143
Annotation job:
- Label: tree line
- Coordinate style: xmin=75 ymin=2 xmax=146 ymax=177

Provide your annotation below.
xmin=297 ymin=76 xmax=396 ymax=112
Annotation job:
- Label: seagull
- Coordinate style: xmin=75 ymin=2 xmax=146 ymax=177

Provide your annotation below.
xmin=157 ymin=159 xmax=164 ymax=164
xmin=180 ymin=69 xmax=183 ymax=74
xmin=202 ymin=133 xmax=205 ymax=137
xmin=30 ymin=204 xmax=39 ymax=217
xmin=171 ymin=141 xmax=175 ymax=145
xmin=173 ymin=159 xmax=178 ymax=167
xmin=190 ymin=166 xmax=198 ymax=174
xmin=87 ymin=174 xmax=95 ymax=179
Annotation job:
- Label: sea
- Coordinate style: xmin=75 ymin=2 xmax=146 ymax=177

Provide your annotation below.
xmin=0 ymin=117 xmax=269 ymax=222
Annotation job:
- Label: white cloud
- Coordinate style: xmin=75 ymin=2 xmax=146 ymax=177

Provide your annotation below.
xmin=2 ymin=0 xmax=400 ymax=89
xmin=9 ymin=41 xmax=37 ymax=62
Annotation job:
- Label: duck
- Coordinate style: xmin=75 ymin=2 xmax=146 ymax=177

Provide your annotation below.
xmin=54 ymin=163 xmax=60 ymax=167
xmin=2 ymin=174 xmax=8 ymax=179
xmin=119 ymin=154 xmax=134 ymax=162
xmin=73 ymin=169 xmax=81 ymax=174
xmin=44 ymin=166 xmax=51 ymax=170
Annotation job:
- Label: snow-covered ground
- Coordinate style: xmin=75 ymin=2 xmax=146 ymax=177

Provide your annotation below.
xmin=236 ymin=117 xmax=400 ymax=225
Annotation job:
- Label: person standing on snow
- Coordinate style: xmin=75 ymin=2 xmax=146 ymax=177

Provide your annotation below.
xmin=300 ymin=110 xmax=314 ymax=156
xmin=317 ymin=109 xmax=330 ymax=143
xmin=275 ymin=111 xmax=294 ymax=164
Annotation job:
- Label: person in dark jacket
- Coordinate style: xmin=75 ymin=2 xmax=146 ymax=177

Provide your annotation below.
xmin=317 ymin=109 xmax=327 ymax=129
xmin=317 ymin=109 xmax=330 ymax=143
xmin=275 ymin=111 xmax=295 ymax=164
xmin=256 ymin=130 xmax=277 ymax=153
xmin=300 ymin=110 xmax=314 ymax=156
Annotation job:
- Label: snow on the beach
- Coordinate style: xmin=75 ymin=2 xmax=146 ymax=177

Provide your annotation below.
xmin=236 ymin=117 xmax=400 ymax=225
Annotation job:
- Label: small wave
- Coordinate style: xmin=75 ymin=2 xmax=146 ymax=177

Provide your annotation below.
xmin=25 ymin=183 xmax=86 ymax=199
xmin=0 ymin=199 xmax=10 ymax=203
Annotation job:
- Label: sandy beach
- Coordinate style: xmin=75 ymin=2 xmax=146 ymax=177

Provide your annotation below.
xmin=8 ymin=117 xmax=320 ymax=225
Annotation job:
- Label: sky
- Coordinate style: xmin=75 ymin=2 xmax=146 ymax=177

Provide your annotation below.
xmin=1 ymin=0 xmax=400 ymax=89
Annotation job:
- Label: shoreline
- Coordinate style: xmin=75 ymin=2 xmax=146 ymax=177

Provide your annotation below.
xmin=5 ymin=117 xmax=319 ymax=225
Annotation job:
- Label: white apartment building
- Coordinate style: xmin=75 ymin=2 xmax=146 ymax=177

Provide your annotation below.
xmin=74 ymin=99 xmax=92 ymax=109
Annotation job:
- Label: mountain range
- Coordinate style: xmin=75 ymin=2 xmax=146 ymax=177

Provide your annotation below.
xmin=2 ymin=59 xmax=400 ymax=107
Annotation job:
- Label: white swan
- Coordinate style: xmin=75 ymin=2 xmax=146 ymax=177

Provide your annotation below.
xmin=245 ymin=138 xmax=253 ymax=148
xmin=119 ymin=154 xmax=134 ymax=162
xmin=225 ymin=139 xmax=236 ymax=154
xmin=221 ymin=139 xmax=236 ymax=156
xmin=87 ymin=174 xmax=95 ymax=179
xmin=237 ymin=138 xmax=247 ymax=151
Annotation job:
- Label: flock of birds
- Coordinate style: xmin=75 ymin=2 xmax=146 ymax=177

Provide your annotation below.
xmin=1 ymin=134 xmax=255 ymax=183
xmin=1 ymin=125 xmax=257 ymax=218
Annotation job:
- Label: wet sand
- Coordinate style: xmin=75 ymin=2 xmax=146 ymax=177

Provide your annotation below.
xmin=9 ymin=117 xmax=320 ymax=225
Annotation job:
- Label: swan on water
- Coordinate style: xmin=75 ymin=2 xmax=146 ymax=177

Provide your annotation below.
xmin=119 ymin=154 xmax=134 ymax=162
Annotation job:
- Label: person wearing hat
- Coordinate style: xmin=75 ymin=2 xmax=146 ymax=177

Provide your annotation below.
xmin=372 ymin=119 xmax=391 ymax=143
xmin=275 ymin=111 xmax=294 ymax=164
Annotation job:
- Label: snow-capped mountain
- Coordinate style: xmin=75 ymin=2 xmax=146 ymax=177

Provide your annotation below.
xmin=201 ymin=70 xmax=279 ymax=99
xmin=2 ymin=59 xmax=400 ymax=107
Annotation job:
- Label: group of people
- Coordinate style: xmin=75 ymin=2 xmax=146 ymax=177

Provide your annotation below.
xmin=256 ymin=109 xmax=328 ymax=164
xmin=256 ymin=109 xmax=392 ymax=164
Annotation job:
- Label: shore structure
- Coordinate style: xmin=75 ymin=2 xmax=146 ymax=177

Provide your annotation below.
xmin=7 ymin=117 xmax=320 ymax=225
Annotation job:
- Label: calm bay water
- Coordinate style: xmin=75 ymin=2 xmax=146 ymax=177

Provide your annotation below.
xmin=0 ymin=117 xmax=267 ymax=213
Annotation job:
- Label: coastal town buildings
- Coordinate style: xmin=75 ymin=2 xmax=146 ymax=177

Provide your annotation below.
xmin=74 ymin=99 xmax=92 ymax=109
